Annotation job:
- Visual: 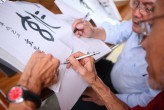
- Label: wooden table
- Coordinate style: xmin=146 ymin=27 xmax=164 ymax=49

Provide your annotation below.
xmin=0 ymin=0 xmax=131 ymax=109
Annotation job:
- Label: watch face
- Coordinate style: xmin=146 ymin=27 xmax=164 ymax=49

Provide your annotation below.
xmin=8 ymin=86 xmax=23 ymax=102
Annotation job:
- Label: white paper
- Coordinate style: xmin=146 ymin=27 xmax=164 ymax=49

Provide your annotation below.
xmin=55 ymin=0 xmax=121 ymax=26
xmin=56 ymin=68 xmax=88 ymax=110
xmin=0 ymin=1 xmax=72 ymax=93
xmin=98 ymin=0 xmax=122 ymax=20
xmin=55 ymin=0 xmax=86 ymax=19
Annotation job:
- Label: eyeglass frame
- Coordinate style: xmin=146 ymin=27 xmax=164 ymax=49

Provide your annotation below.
xmin=140 ymin=14 xmax=164 ymax=35
xmin=130 ymin=0 xmax=155 ymax=16
xmin=138 ymin=14 xmax=164 ymax=44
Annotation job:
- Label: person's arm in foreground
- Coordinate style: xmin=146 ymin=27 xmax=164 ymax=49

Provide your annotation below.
xmin=66 ymin=52 xmax=130 ymax=110
xmin=8 ymin=51 xmax=60 ymax=110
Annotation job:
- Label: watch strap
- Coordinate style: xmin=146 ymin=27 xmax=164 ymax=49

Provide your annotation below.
xmin=23 ymin=89 xmax=41 ymax=108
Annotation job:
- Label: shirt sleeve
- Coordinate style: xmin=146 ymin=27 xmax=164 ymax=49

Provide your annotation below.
xmin=101 ymin=20 xmax=133 ymax=44
xmin=115 ymin=87 xmax=161 ymax=107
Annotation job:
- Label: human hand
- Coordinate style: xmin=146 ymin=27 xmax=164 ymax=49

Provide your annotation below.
xmin=72 ymin=19 xmax=95 ymax=38
xmin=66 ymin=52 xmax=97 ymax=84
xmin=18 ymin=51 xmax=60 ymax=95
xmin=82 ymin=87 xmax=104 ymax=106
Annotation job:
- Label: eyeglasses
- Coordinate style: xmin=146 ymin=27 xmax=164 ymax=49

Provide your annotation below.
xmin=138 ymin=21 xmax=151 ymax=44
xmin=139 ymin=14 xmax=164 ymax=44
xmin=130 ymin=0 xmax=155 ymax=16
xmin=140 ymin=21 xmax=151 ymax=35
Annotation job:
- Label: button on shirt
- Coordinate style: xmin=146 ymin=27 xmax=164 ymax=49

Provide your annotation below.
xmin=101 ymin=20 xmax=160 ymax=107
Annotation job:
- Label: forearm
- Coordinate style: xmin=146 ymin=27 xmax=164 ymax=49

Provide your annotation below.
xmin=91 ymin=76 xmax=130 ymax=110
xmin=91 ymin=27 xmax=106 ymax=41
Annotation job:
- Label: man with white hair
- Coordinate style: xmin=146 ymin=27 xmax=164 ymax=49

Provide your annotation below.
xmin=72 ymin=0 xmax=159 ymax=109
xmin=68 ymin=1 xmax=164 ymax=110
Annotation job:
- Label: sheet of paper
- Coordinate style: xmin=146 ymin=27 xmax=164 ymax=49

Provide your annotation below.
xmin=56 ymin=68 xmax=88 ymax=110
xmin=55 ymin=0 xmax=86 ymax=19
xmin=98 ymin=0 xmax=122 ymax=20
xmin=55 ymin=0 xmax=121 ymax=26
xmin=0 ymin=1 xmax=72 ymax=93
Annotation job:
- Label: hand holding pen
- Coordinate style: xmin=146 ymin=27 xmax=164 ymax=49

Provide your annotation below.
xmin=72 ymin=12 xmax=95 ymax=38
xmin=66 ymin=51 xmax=98 ymax=84
xmin=62 ymin=52 xmax=100 ymax=64
xmin=73 ymin=12 xmax=90 ymax=33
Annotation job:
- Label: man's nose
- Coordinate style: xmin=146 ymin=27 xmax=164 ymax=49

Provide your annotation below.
xmin=133 ymin=8 xmax=143 ymax=18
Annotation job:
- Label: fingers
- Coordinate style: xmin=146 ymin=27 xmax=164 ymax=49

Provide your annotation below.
xmin=25 ymin=51 xmax=60 ymax=87
xmin=67 ymin=52 xmax=90 ymax=76
xmin=44 ymin=69 xmax=59 ymax=87
xmin=68 ymin=57 xmax=84 ymax=74
xmin=24 ymin=51 xmax=41 ymax=68
xmin=19 ymin=51 xmax=61 ymax=95
xmin=82 ymin=97 xmax=94 ymax=102
xmin=51 ymin=56 xmax=60 ymax=70
xmin=50 ymin=67 xmax=59 ymax=85
xmin=74 ymin=24 xmax=85 ymax=37
xmin=38 ymin=53 xmax=60 ymax=70
xmin=72 ymin=19 xmax=90 ymax=37
xmin=66 ymin=52 xmax=85 ymax=68
xmin=40 ymin=55 xmax=60 ymax=87
xmin=72 ymin=18 xmax=83 ymax=30
xmin=22 ymin=51 xmax=45 ymax=78
xmin=51 ymin=70 xmax=59 ymax=85
xmin=66 ymin=51 xmax=94 ymax=71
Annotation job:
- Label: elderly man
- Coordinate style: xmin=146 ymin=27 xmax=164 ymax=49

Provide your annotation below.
xmin=68 ymin=0 xmax=164 ymax=109
xmin=72 ymin=0 xmax=159 ymax=109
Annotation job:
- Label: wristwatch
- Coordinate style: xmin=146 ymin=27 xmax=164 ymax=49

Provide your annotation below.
xmin=6 ymin=85 xmax=41 ymax=108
